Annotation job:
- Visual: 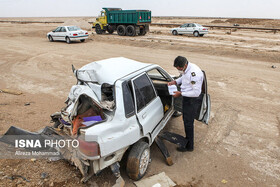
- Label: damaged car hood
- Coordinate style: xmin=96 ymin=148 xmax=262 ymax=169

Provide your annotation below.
xmin=75 ymin=57 xmax=151 ymax=85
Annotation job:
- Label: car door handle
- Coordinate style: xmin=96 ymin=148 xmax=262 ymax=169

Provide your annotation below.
xmin=142 ymin=112 xmax=147 ymax=119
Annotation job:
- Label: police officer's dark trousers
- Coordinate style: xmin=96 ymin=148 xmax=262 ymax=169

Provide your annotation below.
xmin=182 ymin=96 xmax=201 ymax=149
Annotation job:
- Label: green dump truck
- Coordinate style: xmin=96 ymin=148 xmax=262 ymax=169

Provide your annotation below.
xmin=93 ymin=8 xmax=151 ymax=36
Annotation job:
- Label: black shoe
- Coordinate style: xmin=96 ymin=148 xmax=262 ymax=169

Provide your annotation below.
xmin=176 ymin=146 xmax=193 ymax=152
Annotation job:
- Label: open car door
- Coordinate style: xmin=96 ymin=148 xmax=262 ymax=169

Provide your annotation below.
xmin=174 ymin=70 xmax=211 ymax=125
xmin=131 ymin=73 xmax=164 ymax=135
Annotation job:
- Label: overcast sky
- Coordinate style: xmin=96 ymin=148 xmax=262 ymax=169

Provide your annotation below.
xmin=0 ymin=0 xmax=279 ymax=19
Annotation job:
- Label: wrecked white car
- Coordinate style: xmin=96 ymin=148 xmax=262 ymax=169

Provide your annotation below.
xmin=49 ymin=57 xmax=210 ymax=181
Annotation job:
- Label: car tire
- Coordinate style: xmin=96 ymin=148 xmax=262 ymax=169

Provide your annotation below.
xmin=80 ymin=39 xmax=85 ymax=42
xmin=126 ymin=25 xmax=136 ymax=36
xmin=66 ymin=37 xmax=71 ymax=44
xmin=117 ymin=25 xmax=126 ymax=36
xmin=126 ymin=141 xmax=150 ymax=180
xmin=48 ymin=35 xmax=54 ymax=42
xmin=193 ymin=31 xmax=199 ymax=37
xmin=199 ymin=34 xmax=204 ymax=37
xmin=172 ymin=30 xmax=178 ymax=35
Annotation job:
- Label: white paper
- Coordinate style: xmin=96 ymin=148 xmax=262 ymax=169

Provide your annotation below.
xmin=168 ymin=85 xmax=177 ymax=95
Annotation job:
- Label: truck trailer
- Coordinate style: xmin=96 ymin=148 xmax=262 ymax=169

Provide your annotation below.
xmin=93 ymin=8 xmax=151 ymax=36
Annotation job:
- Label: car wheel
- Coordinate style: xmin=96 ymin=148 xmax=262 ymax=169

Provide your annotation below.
xmin=193 ymin=31 xmax=199 ymax=37
xmin=126 ymin=141 xmax=150 ymax=180
xmin=117 ymin=25 xmax=126 ymax=36
xmin=80 ymin=39 xmax=85 ymax=42
xmin=199 ymin=34 xmax=204 ymax=37
xmin=48 ymin=35 xmax=53 ymax=42
xmin=66 ymin=37 xmax=71 ymax=44
xmin=126 ymin=25 xmax=136 ymax=36
xmin=172 ymin=30 xmax=178 ymax=35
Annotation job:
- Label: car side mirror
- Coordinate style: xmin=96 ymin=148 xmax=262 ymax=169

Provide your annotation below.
xmin=52 ymin=30 xmax=56 ymax=32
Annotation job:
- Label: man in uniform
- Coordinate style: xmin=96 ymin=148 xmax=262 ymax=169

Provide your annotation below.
xmin=168 ymin=56 xmax=204 ymax=152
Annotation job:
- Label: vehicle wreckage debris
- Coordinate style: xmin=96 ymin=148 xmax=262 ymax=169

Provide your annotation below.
xmin=24 ymin=102 xmax=35 ymax=106
xmin=134 ymin=172 xmax=176 ymax=187
xmin=155 ymin=137 xmax=173 ymax=166
xmin=0 ymin=89 xmax=23 ymax=95
xmin=7 ymin=175 xmax=30 ymax=182
xmin=40 ymin=172 xmax=49 ymax=179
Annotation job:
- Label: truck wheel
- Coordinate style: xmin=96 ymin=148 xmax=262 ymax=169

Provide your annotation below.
xmin=126 ymin=25 xmax=136 ymax=36
xmin=126 ymin=141 xmax=150 ymax=180
xmin=138 ymin=28 xmax=146 ymax=36
xmin=107 ymin=25 xmax=114 ymax=34
xmin=193 ymin=31 xmax=199 ymax=37
xmin=117 ymin=25 xmax=126 ymax=36
xmin=95 ymin=24 xmax=103 ymax=34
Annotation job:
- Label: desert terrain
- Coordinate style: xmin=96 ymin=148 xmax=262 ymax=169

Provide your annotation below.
xmin=0 ymin=17 xmax=280 ymax=186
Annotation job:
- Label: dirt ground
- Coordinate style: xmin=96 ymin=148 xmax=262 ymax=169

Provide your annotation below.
xmin=0 ymin=17 xmax=280 ymax=187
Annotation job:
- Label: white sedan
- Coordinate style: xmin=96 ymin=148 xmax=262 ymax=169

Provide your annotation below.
xmin=171 ymin=23 xmax=208 ymax=37
xmin=47 ymin=26 xmax=89 ymax=44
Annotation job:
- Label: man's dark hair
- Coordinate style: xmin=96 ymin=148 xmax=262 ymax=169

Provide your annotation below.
xmin=174 ymin=56 xmax=188 ymax=68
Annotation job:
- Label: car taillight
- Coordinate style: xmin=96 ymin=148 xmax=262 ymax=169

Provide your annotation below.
xmin=85 ymin=32 xmax=88 ymax=35
xmin=73 ymin=34 xmax=78 ymax=36
xmin=78 ymin=136 xmax=100 ymax=157
xmin=203 ymin=28 xmax=207 ymax=30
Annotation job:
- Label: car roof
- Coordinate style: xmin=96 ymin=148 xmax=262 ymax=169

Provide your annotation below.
xmin=79 ymin=57 xmax=152 ymax=85
xmin=57 ymin=26 xmax=81 ymax=28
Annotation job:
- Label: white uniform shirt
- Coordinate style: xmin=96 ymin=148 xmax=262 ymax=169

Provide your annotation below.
xmin=175 ymin=62 xmax=204 ymax=97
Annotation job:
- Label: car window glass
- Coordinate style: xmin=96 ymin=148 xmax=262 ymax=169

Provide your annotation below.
xmin=191 ymin=24 xmax=196 ymax=27
xmin=67 ymin=26 xmax=81 ymax=31
xmin=122 ymin=82 xmax=135 ymax=118
xmin=147 ymin=69 xmax=169 ymax=82
xmin=133 ymin=74 xmax=156 ymax=112
xmin=187 ymin=24 xmax=191 ymax=27
xmin=54 ymin=27 xmax=61 ymax=32
xmin=60 ymin=27 xmax=66 ymax=32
